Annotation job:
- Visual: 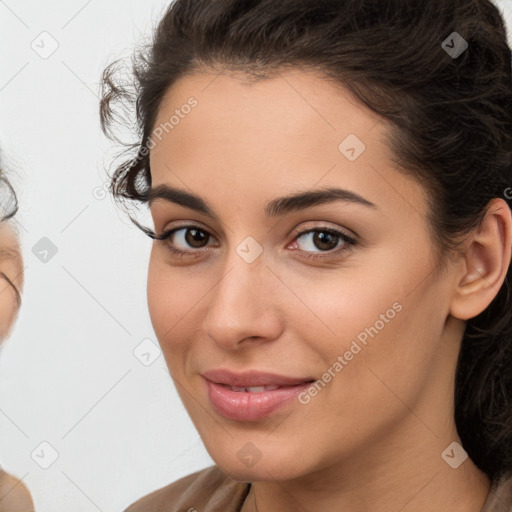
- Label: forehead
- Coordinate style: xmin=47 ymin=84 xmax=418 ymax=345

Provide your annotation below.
xmin=151 ymin=67 xmax=382 ymax=160
xmin=149 ymin=68 xmax=427 ymax=220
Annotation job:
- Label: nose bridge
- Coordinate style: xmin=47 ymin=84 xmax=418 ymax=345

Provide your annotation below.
xmin=203 ymin=239 xmax=281 ymax=349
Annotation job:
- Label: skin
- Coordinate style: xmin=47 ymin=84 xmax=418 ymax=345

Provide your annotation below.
xmin=146 ymin=68 xmax=512 ymax=512
xmin=0 ymin=222 xmax=23 ymax=341
xmin=0 ymin=471 xmax=33 ymax=512
xmin=0 ymin=221 xmax=34 ymax=512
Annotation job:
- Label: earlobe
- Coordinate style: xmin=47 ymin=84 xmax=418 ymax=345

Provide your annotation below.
xmin=449 ymin=198 xmax=512 ymax=321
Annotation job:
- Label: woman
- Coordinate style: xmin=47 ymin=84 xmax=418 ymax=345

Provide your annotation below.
xmin=0 ymin=157 xmax=34 ymax=511
xmin=101 ymin=1 xmax=512 ymax=510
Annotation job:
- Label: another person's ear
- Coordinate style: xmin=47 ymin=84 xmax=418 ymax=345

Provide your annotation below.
xmin=0 ymin=221 xmax=23 ymax=343
xmin=449 ymin=197 xmax=512 ymax=321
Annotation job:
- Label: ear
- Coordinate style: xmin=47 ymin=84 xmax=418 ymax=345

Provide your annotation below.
xmin=449 ymin=198 xmax=512 ymax=321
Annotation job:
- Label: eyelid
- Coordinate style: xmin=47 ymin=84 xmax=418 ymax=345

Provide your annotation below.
xmin=156 ymin=222 xmax=219 ymax=252
xmin=289 ymin=221 xmax=357 ymax=242
xmin=152 ymin=220 xmax=218 ymax=241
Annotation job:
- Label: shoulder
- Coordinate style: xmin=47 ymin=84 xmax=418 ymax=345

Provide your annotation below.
xmin=0 ymin=470 xmax=34 ymax=512
xmin=124 ymin=465 xmax=250 ymax=512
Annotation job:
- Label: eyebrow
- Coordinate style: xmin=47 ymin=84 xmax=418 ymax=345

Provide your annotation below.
xmin=146 ymin=184 xmax=377 ymax=219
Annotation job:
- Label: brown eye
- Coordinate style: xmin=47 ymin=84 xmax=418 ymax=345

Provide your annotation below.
xmin=184 ymin=228 xmax=209 ymax=248
xmin=295 ymin=229 xmax=349 ymax=252
xmin=158 ymin=225 xmax=216 ymax=256
xmin=291 ymin=227 xmax=357 ymax=261
xmin=311 ymin=231 xmax=339 ymax=251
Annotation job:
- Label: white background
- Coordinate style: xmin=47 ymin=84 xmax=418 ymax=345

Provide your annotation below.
xmin=0 ymin=1 xmax=511 ymax=511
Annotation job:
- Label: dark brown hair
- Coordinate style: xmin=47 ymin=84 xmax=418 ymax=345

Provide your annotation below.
xmin=100 ymin=0 xmax=512 ymax=481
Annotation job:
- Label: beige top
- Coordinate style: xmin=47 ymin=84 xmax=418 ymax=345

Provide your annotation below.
xmin=125 ymin=465 xmax=512 ymax=512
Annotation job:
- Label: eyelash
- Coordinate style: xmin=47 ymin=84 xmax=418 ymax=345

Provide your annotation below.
xmin=152 ymin=224 xmax=357 ymax=261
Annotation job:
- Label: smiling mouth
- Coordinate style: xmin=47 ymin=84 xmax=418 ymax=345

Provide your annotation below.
xmin=204 ymin=377 xmax=316 ymax=422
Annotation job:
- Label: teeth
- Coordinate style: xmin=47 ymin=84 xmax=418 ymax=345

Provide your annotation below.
xmin=230 ymin=385 xmax=280 ymax=392
xmin=246 ymin=386 xmax=266 ymax=393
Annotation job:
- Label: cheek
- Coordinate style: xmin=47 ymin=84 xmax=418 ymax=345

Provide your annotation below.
xmin=147 ymin=254 xmax=182 ymax=346
xmin=286 ymin=243 xmax=443 ymax=387
xmin=274 ymin=258 xmax=407 ymax=358
xmin=315 ymin=287 xmax=446 ymax=456
xmin=147 ymin=249 xmax=210 ymax=361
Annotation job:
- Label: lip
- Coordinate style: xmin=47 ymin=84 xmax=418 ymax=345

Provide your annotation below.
xmin=202 ymin=369 xmax=314 ymax=422
xmin=202 ymin=369 xmax=313 ymax=387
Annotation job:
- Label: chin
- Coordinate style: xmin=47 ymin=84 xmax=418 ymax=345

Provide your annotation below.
xmin=209 ymin=447 xmax=312 ymax=483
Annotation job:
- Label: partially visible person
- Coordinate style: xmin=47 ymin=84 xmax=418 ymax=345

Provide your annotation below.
xmin=0 ymin=154 xmax=33 ymax=512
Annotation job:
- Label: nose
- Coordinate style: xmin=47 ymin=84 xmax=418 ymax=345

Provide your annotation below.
xmin=203 ymin=250 xmax=283 ymax=351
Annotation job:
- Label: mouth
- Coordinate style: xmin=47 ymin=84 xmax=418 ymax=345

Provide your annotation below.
xmin=201 ymin=368 xmax=315 ymax=388
xmin=201 ymin=369 xmax=315 ymax=421
xmin=219 ymin=384 xmax=284 ymax=392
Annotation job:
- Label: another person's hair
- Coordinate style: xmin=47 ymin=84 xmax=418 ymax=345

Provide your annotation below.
xmin=100 ymin=0 xmax=512 ymax=481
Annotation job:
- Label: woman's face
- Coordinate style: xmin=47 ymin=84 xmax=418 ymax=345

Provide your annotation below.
xmin=147 ymin=69 xmax=463 ymax=481
xmin=0 ymin=221 xmax=23 ymax=342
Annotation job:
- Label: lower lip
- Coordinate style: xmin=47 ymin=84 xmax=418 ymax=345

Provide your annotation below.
xmin=205 ymin=379 xmax=312 ymax=421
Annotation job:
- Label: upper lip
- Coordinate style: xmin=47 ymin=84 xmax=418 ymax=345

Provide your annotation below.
xmin=202 ymin=369 xmax=314 ymax=387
